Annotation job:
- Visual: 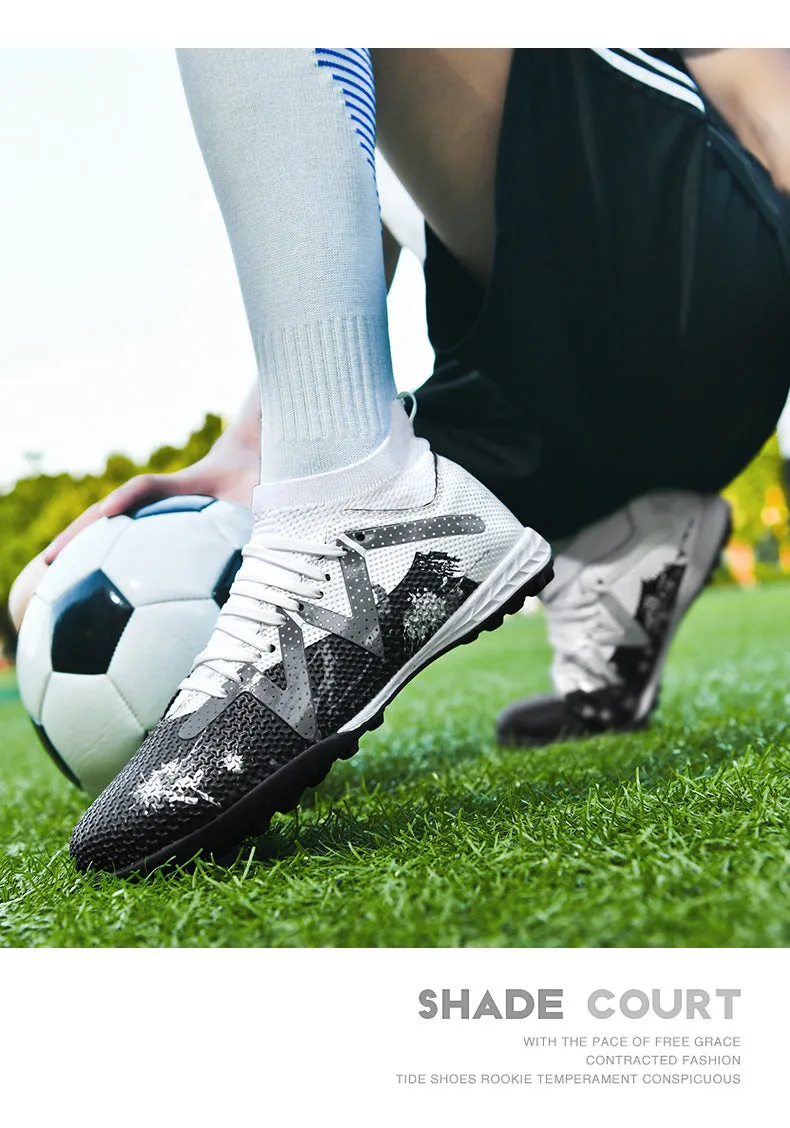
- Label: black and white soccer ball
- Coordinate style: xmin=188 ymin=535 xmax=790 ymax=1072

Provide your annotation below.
xmin=16 ymin=495 xmax=252 ymax=797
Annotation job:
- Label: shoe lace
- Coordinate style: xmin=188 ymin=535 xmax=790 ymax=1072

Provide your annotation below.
xmin=545 ymin=595 xmax=622 ymax=695
xmin=179 ymin=533 xmax=345 ymax=699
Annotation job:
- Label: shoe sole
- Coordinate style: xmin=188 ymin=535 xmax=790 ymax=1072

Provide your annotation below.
xmin=114 ymin=531 xmax=554 ymax=877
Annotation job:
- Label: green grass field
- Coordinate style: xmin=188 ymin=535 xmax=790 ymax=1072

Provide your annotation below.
xmin=1 ymin=583 xmax=789 ymax=948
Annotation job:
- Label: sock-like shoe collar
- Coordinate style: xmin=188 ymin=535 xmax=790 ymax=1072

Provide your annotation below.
xmin=252 ymin=399 xmax=429 ymax=512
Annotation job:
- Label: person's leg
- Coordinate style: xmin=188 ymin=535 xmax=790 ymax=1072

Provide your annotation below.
xmin=177 ymin=48 xmax=398 ymax=483
xmin=372 ymin=48 xmax=512 ymax=284
xmin=372 ymin=49 xmax=790 ymax=748
xmin=69 ymin=48 xmax=552 ymax=875
xmin=174 ymin=49 xmax=513 ymax=484
xmin=481 ymin=48 xmax=790 ymax=746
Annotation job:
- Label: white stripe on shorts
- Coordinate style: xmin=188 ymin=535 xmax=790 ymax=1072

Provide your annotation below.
xmin=592 ymin=48 xmax=706 ymax=114
xmin=618 ymin=48 xmax=698 ymax=91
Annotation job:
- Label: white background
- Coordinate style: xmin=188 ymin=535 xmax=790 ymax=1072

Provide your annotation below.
xmin=1 ymin=947 xmax=785 ymax=1126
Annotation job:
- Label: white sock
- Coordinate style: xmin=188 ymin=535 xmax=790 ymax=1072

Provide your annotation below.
xmin=177 ymin=48 xmax=399 ymax=483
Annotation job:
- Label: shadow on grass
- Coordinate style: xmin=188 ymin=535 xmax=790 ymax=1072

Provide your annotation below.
xmin=301 ymin=705 xmax=787 ymax=805
xmin=233 ymin=708 xmax=788 ymax=870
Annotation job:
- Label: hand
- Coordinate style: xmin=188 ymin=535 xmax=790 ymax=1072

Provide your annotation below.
xmin=44 ymin=385 xmax=262 ymax=565
xmin=10 ymin=386 xmax=262 ymax=630
xmin=9 ymin=444 xmax=258 ymax=633
xmin=43 ymin=439 xmax=259 ymax=566
xmin=9 ymin=409 xmax=260 ymax=632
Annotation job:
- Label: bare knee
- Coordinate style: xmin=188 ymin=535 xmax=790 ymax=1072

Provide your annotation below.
xmin=372 ymin=49 xmax=513 ymax=282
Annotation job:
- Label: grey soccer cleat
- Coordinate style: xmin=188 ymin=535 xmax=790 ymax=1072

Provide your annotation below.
xmin=497 ymin=491 xmax=732 ymax=746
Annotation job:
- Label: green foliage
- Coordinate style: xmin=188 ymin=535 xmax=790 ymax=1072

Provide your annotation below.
xmin=0 ymin=414 xmax=224 ymax=655
xmin=1 ymin=583 xmax=789 ymax=947
xmin=723 ymin=433 xmax=788 ymax=544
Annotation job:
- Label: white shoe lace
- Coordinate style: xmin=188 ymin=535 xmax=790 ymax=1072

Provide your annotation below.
xmin=545 ymin=599 xmax=622 ymax=696
xmin=179 ymin=534 xmax=345 ymax=700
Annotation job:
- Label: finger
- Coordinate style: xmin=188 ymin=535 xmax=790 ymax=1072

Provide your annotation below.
xmin=97 ymin=474 xmax=173 ymax=518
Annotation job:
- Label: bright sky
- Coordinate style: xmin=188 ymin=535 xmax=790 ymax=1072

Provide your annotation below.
xmin=0 ymin=49 xmax=433 ymax=489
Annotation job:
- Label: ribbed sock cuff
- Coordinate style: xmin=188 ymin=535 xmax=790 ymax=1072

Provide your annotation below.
xmin=258 ymin=313 xmax=396 ymax=482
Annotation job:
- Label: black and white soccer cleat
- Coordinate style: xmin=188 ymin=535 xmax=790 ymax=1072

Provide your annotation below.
xmin=497 ymin=492 xmax=732 ymax=747
xmin=70 ymin=404 xmax=552 ymax=875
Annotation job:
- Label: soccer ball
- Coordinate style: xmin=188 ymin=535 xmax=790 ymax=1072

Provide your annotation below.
xmin=16 ymin=495 xmax=252 ymax=797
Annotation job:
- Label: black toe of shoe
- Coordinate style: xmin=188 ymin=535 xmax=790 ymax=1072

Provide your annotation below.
xmin=496 ymin=689 xmax=653 ymax=748
xmin=496 ymin=693 xmax=590 ymax=747
xmin=69 ymin=691 xmax=316 ymax=877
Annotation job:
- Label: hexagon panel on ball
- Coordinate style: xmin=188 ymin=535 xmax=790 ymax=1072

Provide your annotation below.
xmin=50 ymin=570 xmax=133 ymax=675
xmin=103 ymin=510 xmax=241 ymax=606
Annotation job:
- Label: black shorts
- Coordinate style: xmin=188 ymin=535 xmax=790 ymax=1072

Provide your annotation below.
xmin=413 ymin=48 xmax=790 ymax=541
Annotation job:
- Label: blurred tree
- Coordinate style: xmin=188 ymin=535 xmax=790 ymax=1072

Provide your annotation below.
xmin=721 ymin=433 xmax=790 ymax=586
xmin=723 ymin=434 xmax=787 ymax=543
